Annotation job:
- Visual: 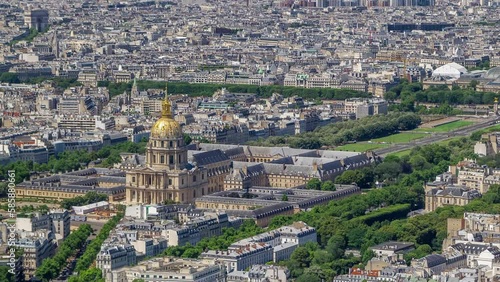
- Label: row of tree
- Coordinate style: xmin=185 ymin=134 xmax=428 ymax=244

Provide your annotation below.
xmin=159 ymin=134 xmax=489 ymax=282
xmin=306 ymin=179 xmax=336 ymax=191
xmin=67 ymin=268 xmax=105 ymax=282
xmin=35 ymin=224 xmax=93 ymax=281
xmin=249 ymin=113 xmax=421 ymax=149
xmin=98 ymin=80 xmax=371 ymax=100
xmin=0 ymin=72 xmax=82 ymax=88
xmin=271 ymin=144 xmax=498 ymax=281
xmin=74 ymin=212 xmax=124 ymax=273
xmin=60 ymin=191 xmax=108 ymax=210
xmin=386 ymin=80 xmax=500 ymax=109
xmin=164 ymin=219 xmax=263 ymax=259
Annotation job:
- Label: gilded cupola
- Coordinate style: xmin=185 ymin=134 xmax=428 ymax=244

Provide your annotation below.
xmin=150 ymin=85 xmax=182 ymax=139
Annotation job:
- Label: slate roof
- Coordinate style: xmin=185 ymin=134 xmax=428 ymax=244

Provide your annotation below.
xmin=190 ymin=149 xmax=229 ymax=166
xmin=422 ymin=254 xmax=446 ymax=267
xmin=450 ymin=243 xmax=488 ymax=255
xmin=427 ymin=186 xmax=482 ymax=200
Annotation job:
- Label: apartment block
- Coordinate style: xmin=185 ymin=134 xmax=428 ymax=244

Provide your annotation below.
xmin=111 ymin=257 xmax=227 ymax=282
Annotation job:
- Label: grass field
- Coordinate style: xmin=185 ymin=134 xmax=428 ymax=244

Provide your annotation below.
xmin=387 ymin=137 xmax=462 ymax=158
xmin=336 ymin=143 xmax=389 ymax=152
xmin=387 ymin=149 xmax=411 ymax=158
xmin=371 ymin=132 xmax=429 ymax=144
xmin=415 ymin=120 xmax=474 ymax=132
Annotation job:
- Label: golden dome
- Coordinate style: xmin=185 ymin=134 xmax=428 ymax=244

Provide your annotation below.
xmin=150 ymin=95 xmax=182 ymax=139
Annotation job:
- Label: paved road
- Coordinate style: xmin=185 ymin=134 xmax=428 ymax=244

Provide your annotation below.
xmin=374 ymin=116 xmax=500 ymax=156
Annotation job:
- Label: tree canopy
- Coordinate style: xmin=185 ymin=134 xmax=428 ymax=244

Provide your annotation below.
xmin=35 ymin=224 xmax=93 ymax=281
xmin=74 ymin=213 xmax=124 ymax=273
xmin=155 ymin=133 xmax=499 ymax=281
xmin=60 ymin=191 xmax=108 ymax=209
xmin=249 ymin=113 xmax=421 ymax=149
xmin=99 ymin=80 xmax=371 ymax=100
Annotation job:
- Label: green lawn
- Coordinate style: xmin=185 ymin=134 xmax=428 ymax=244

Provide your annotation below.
xmin=336 ymin=143 xmax=389 ymax=152
xmin=415 ymin=120 xmax=474 ymax=132
xmin=371 ymin=132 xmax=429 ymax=144
xmin=387 ymin=149 xmax=411 ymax=158
xmin=387 ymin=136 xmax=462 ymax=158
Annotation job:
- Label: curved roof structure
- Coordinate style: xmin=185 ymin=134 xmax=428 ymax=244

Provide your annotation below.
xmin=432 ymin=62 xmax=467 ymax=79
xmin=485 ymin=67 xmax=500 ymax=80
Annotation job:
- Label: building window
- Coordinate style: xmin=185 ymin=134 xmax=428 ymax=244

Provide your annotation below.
xmin=132 ymin=177 xmax=136 ymax=182
xmin=170 ymin=141 xmax=173 ymax=147
xmin=168 ymin=179 xmax=172 ymax=185
xmin=160 ymin=155 xmax=165 ymax=163
xmin=169 ymin=155 xmax=174 ymax=164
xmin=161 ymin=141 xmax=164 ymax=147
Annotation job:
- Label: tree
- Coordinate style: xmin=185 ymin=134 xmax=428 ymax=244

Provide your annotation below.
xmin=321 ymin=180 xmax=336 ymax=191
xmin=183 ymin=134 xmax=193 ymax=145
xmin=0 ymin=266 xmax=14 ymax=282
xmin=335 ymin=170 xmax=361 ymax=185
xmin=409 ymin=155 xmax=429 ymax=171
xmin=291 ymin=247 xmax=312 ymax=268
xmin=182 ymin=248 xmax=201 ymax=258
xmin=306 ymin=178 xmax=321 ymax=190
xmin=281 ymin=194 xmax=289 ymax=201
xmin=326 ymin=235 xmax=346 ymax=259
xmin=483 ymin=184 xmax=500 ymax=204
xmin=469 ymin=80 xmax=479 ymax=91
xmin=0 ymin=72 xmax=20 ymax=83
xmin=362 ymin=250 xmax=375 ymax=264
xmin=60 ymin=191 xmax=108 ymax=209
xmin=69 ymin=268 xmax=105 ymax=282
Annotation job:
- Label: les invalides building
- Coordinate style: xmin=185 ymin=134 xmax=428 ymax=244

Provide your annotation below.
xmin=125 ymin=91 xmax=208 ymax=204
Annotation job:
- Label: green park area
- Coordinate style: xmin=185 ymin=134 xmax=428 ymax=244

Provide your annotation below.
xmin=335 ymin=143 xmax=389 ymax=152
xmin=371 ymin=132 xmax=429 ymax=143
xmin=414 ymin=120 xmax=474 ymax=133
xmin=335 ymin=131 xmax=429 ymax=152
